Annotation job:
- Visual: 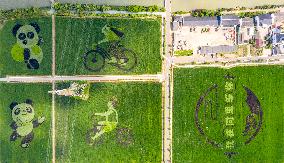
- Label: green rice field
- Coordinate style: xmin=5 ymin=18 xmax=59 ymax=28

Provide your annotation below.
xmin=173 ymin=66 xmax=284 ymax=162
xmin=0 ymin=83 xmax=52 ymax=162
xmin=0 ymin=16 xmax=161 ymax=77
xmin=55 ymin=82 xmax=162 ymax=162
xmin=0 ymin=17 xmax=52 ymax=77
xmin=55 ymin=17 xmax=162 ymax=75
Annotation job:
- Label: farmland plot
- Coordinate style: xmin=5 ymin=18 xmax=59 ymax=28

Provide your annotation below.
xmin=0 ymin=17 xmax=52 ymax=77
xmin=0 ymin=83 xmax=52 ymax=162
xmin=55 ymin=17 xmax=162 ymax=75
xmin=55 ymin=82 xmax=162 ymax=162
xmin=173 ymin=66 xmax=284 ymax=162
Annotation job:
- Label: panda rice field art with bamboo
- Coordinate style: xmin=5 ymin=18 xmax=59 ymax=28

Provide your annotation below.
xmin=11 ymin=22 xmax=44 ymax=69
xmin=9 ymin=99 xmax=45 ymax=148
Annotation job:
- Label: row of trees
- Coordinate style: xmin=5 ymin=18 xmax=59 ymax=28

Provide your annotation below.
xmin=53 ymin=2 xmax=165 ymax=13
xmin=174 ymin=3 xmax=284 ymax=16
xmin=0 ymin=7 xmax=48 ymax=20
xmin=254 ymin=4 xmax=284 ymax=9
xmin=0 ymin=7 xmax=161 ymax=20
xmin=55 ymin=10 xmax=160 ymax=19
xmin=238 ymin=11 xmax=266 ymax=18
xmin=191 ymin=9 xmax=222 ymax=17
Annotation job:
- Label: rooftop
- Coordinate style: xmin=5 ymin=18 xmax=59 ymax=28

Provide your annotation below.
xmin=274 ymin=12 xmax=284 ymax=22
xmin=275 ymin=33 xmax=284 ymax=43
xmin=258 ymin=14 xmax=273 ymax=20
xmin=241 ymin=17 xmax=255 ymax=27
xmin=173 ymin=15 xmax=183 ymax=22
xmin=221 ymin=14 xmax=240 ymax=20
xmin=183 ymin=16 xmax=219 ymax=27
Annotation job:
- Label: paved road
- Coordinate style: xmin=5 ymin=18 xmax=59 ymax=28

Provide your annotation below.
xmin=162 ymin=0 xmax=173 ymax=162
xmin=222 ymin=7 xmax=283 ymax=14
xmin=172 ymin=55 xmax=284 ymax=64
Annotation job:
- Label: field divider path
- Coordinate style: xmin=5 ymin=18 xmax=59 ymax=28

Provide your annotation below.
xmin=3 ymin=75 xmax=163 ymax=83
xmin=51 ymin=80 xmax=55 ymax=163
xmin=52 ymin=15 xmax=56 ymax=76
xmin=172 ymin=55 xmax=284 ymax=65
xmin=51 ymin=13 xmax=56 ymax=163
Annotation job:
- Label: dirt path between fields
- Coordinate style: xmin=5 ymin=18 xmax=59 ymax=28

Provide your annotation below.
xmin=4 ymin=75 xmax=163 ymax=83
xmin=51 ymin=13 xmax=56 ymax=163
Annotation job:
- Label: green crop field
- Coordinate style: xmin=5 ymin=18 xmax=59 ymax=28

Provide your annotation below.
xmin=0 ymin=83 xmax=52 ymax=162
xmin=55 ymin=17 xmax=162 ymax=75
xmin=0 ymin=17 xmax=52 ymax=77
xmin=173 ymin=66 xmax=284 ymax=162
xmin=55 ymin=82 xmax=162 ymax=162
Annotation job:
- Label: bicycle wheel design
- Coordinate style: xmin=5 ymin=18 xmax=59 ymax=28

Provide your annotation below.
xmin=116 ymin=48 xmax=137 ymax=71
xmin=83 ymin=50 xmax=105 ymax=72
xmin=85 ymin=126 xmax=104 ymax=146
xmin=116 ymin=127 xmax=133 ymax=146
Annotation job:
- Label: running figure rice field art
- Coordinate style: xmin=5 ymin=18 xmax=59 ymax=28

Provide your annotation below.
xmin=11 ymin=22 xmax=44 ymax=69
xmin=48 ymin=82 xmax=90 ymax=101
xmin=86 ymin=97 xmax=133 ymax=146
xmin=9 ymin=99 xmax=45 ymax=148
xmin=83 ymin=25 xmax=137 ymax=72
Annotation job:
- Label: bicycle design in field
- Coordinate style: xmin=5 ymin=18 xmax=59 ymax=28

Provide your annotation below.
xmin=86 ymin=97 xmax=133 ymax=146
xmin=83 ymin=25 xmax=137 ymax=72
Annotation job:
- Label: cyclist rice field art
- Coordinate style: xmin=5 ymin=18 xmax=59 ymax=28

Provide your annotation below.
xmin=86 ymin=97 xmax=133 ymax=147
xmin=83 ymin=25 xmax=137 ymax=72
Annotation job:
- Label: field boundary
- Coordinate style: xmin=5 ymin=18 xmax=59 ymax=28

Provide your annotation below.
xmin=2 ymin=75 xmax=163 ymax=83
xmin=0 ymin=1 xmax=167 ymax=162
xmin=173 ymin=61 xmax=284 ymax=69
xmin=51 ymin=10 xmax=56 ymax=163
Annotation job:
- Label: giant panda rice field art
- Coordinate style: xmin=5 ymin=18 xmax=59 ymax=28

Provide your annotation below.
xmin=0 ymin=11 xmax=163 ymax=162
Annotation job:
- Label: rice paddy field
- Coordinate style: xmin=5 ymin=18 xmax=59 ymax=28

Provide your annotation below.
xmin=173 ymin=66 xmax=284 ymax=162
xmin=0 ymin=16 xmax=161 ymax=77
xmin=0 ymin=83 xmax=52 ymax=162
xmin=55 ymin=17 xmax=162 ymax=75
xmin=55 ymin=82 xmax=162 ymax=162
xmin=0 ymin=17 xmax=52 ymax=77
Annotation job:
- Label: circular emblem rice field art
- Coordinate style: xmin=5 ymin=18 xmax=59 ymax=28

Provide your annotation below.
xmin=194 ymin=74 xmax=263 ymax=158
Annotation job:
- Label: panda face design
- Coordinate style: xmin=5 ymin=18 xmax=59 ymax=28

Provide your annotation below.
xmin=12 ymin=23 xmax=41 ymax=49
xmin=16 ymin=25 xmax=39 ymax=48
xmin=10 ymin=100 xmax=35 ymax=124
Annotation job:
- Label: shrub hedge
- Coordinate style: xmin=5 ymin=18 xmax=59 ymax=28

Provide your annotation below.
xmin=53 ymin=2 xmax=165 ymax=14
xmin=175 ymin=49 xmax=193 ymax=56
xmin=173 ymin=4 xmax=284 ymax=16
xmin=0 ymin=7 xmax=49 ymax=20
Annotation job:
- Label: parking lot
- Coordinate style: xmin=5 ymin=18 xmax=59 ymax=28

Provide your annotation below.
xmin=174 ymin=26 xmax=236 ymax=54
